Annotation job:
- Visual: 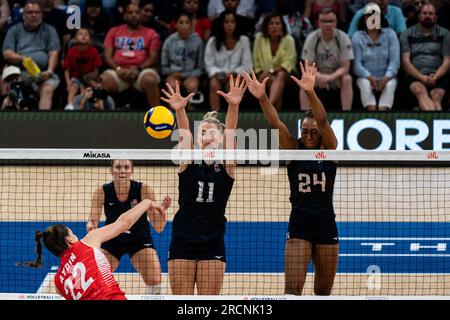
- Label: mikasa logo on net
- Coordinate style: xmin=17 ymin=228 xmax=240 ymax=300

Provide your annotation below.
xmin=83 ymin=151 xmax=111 ymax=159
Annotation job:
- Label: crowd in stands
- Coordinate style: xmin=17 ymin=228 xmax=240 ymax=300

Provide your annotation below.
xmin=0 ymin=0 xmax=449 ymax=111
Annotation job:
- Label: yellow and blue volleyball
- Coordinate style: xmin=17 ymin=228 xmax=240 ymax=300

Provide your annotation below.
xmin=143 ymin=106 xmax=175 ymax=139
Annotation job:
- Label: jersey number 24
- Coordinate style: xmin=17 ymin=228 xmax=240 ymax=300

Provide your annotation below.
xmin=298 ymin=172 xmax=326 ymax=193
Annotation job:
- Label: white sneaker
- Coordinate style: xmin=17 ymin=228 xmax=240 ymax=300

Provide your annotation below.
xmin=64 ymin=104 xmax=75 ymax=111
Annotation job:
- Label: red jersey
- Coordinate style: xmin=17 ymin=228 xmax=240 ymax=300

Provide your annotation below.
xmin=103 ymin=25 xmax=161 ymax=68
xmin=63 ymin=46 xmax=102 ymax=79
xmin=54 ymin=241 xmax=126 ymax=300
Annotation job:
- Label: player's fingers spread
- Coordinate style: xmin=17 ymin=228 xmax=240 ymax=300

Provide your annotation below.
xmin=262 ymin=77 xmax=269 ymax=87
xmin=217 ymin=90 xmax=226 ymax=98
xmin=161 ymin=97 xmax=170 ymax=104
xmin=186 ymin=92 xmax=195 ymax=101
xmin=300 ymin=61 xmax=306 ymax=75
xmin=175 ymin=80 xmax=181 ymax=94
xmin=166 ymin=82 xmax=175 ymax=94
xmin=161 ymin=88 xmax=170 ymax=98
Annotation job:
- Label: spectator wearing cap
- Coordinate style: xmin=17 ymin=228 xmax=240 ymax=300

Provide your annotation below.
xmin=400 ymin=3 xmax=450 ymax=111
xmin=351 ymin=5 xmax=400 ymax=111
xmin=301 ymin=7 xmax=354 ymax=111
xmin=2 ymin=0 xmax=61 ymax=110
xmin=1 ymin=66 xmax=22 ymax=110
xmin=348 ymin=0 xmax=406 ymax=37
xmin=101 ymin=3 xmax=161 ymax=108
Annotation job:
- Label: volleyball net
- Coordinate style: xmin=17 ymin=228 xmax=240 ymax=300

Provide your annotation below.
xmin=1 ymin=149 xmax=449 ymax=299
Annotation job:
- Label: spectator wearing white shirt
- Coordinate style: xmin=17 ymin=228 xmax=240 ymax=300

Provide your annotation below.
xmin=205 ymin=10 xmax=253 ymax=110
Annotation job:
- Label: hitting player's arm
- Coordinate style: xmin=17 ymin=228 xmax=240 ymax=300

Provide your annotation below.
xmin=83 ymin=199 xmax=166 ymax=248
xmin=87 ymin=187 xmax=104 ymax=232
xmin=142 ymin=184 xmax=167 ymax=233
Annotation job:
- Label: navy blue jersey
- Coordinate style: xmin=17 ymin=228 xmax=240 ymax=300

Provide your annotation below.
xmin=103 ymin=180 xmax=151 ymax=239
xmin=287 ymin=141 xmax=337 ymax=228
xmin=173 ymin=162 xmax=234 ymax=243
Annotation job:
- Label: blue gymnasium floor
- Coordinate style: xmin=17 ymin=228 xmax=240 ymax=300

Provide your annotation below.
xmin=1 ymin=222 xmax=450 ymax=293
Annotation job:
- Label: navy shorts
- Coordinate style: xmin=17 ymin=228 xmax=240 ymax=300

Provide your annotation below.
xmin=168 ymin=238 xmax=226 ymax=262
xmin=287 ymin=219 xmax=339 ymax=245
xmin=101 ymin=232 xmax=155 ymax=260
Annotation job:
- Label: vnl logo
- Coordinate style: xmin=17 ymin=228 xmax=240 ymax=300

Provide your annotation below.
xmin=66 ymin=5 xmax=81 ymax=30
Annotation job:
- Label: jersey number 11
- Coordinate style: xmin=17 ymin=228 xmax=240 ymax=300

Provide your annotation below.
xmin=196 ymin=181 xmax=214 ymax=203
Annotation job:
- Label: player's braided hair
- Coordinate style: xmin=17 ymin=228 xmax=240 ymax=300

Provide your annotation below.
xmin=202 ymin=111 xmax=225 ymax=133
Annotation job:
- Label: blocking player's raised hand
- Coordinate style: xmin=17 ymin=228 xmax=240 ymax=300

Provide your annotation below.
xmin=242 ymin=69 xmax=269 ymax=100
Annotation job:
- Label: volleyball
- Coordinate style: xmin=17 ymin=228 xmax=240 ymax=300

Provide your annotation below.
xmin=143 ymin=106 xmax=175 ymax=139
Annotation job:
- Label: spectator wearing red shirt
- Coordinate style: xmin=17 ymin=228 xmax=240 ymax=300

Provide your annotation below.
xmin=63 ymin=28 xmax=102 ymax=110
xmin=102 ymin=4 xmax=161 ymax=107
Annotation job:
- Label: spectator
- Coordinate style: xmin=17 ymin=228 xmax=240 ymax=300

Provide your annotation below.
xmin=161 ymin=13 xmax=204 ymax=110
xmin=169 ymin=0 xmax=211 ymax=42
xmin=81 ymin=0 xmax=112 ymax=55
xmin=400 ymin=3 xmax=450 ymax=111
xmin=211 ymin=0 xmax=255 ymax=39
xmin=208 ymin=0 xmax=256 ymax=20
xmin=0 ymin=0 xmax=10 ymax=67
xmin=255 ymin=0 xmax=313 ymax=55
xmin=139 ymin=0 xmax=169 ymax=42
xmin=205 ymin=10 xmax=253 ymax=110
xmin=301 ymin=7 xmax=354 ymax=111
xmin=101 ymin=3 xmax=161 ymax=108
xmin=0 ymin=0 xmax=10 ymax=33
xmin=41 ymin=0 xmax=70 ymax=50
xmin=73 ymin=72 xmax=115 ymax=110
xmin=63 ymin=28 xmax=103 ymax=110
xmin=304 ymin=0 xmax=347 ymax=28
xmin=403 ymin=0 xmax=427 ymax=27
xmin=1 ymin=65 xmax=37 ymax=110
xmin=3 ymin=0 xmax=61 ymax=110
xmin=348 ymin=0 xmax=406 ymax=37
xmin=352 ymin=8 xmax=400 ymax=111
xmin=253 ymin=13 xmax=297 ymax=110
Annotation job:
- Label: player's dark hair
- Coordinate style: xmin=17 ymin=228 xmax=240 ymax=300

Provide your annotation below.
xmin=300 ymin=109 xmax=314 ymax=128
xmin=176 ymin=12 xmax=192 ymax=22
xmin=43 ymin=224 xmax=70 ymax=257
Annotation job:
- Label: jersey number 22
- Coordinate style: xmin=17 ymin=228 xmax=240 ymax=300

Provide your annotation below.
xmin=298 ymin=173 xmax=326 ymax=193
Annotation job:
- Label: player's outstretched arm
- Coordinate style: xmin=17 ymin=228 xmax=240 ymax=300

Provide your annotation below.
xmin=218 ymin=74 xmax=247 ymax=151
xmin=86 ymin=187 xmax=104 ymax=233
xmin=243 ymin=69 xmax=297 ymax=149
xmin=82 ymin=199 xmax=169 ymax=248
xmin=161 ymin=81 xmax=194 ymax=149
xmin=291 ymin=61 xmax=337 ymax=150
